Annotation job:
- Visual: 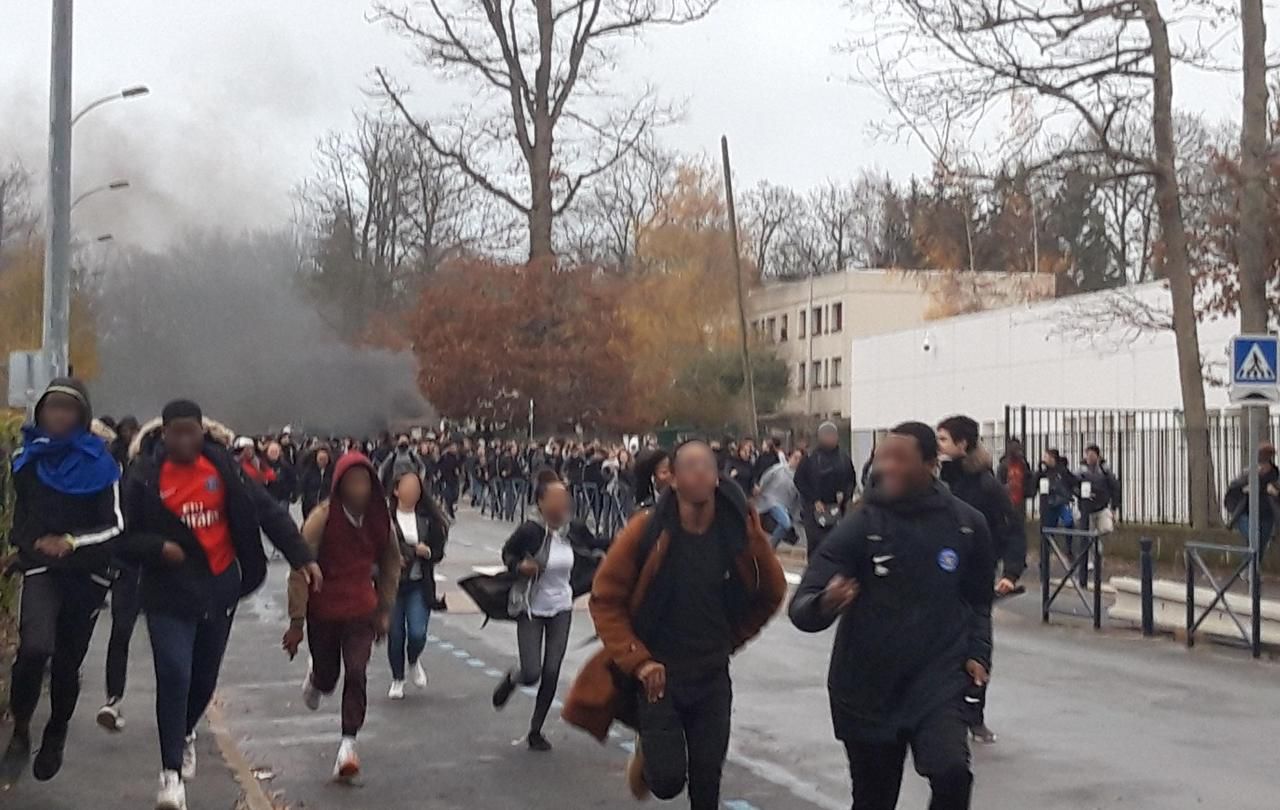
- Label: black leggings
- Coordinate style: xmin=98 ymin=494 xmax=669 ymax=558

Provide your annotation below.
xmin=10 ymin=571 xmax=107 ymax=734
xmin=105 ymin=564 xmax=141 ymax=702
xmin=510 ymin=611 xmax=571 ymax=735
xmin=637 ymin=667 xmax=733 ymax=810
xmin=843 ymin=698 xmax=972 ymax=810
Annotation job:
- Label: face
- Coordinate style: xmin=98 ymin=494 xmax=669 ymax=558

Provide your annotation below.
xmin=238 ymin=446 xmax=256 ymax=462
xmin=653 ymin=457 xmax=673 ymax=492
xmin=672 ymin=443 xmax=718 ymax=506
xmin=1085 ymin=449 xmax=1100 ymax=466
xmin=936 ymin=428 xmax=964 ymax=461
xmin=338 ymin=466 xmax=373 ymax=512
xmin=873 ymin=433 xmax=935 ymax=500
xmin=38 ymin=392 xmax=82 ymax=438
xmin=819 ymin=430 xmax=839 ymax=450
xmin=1041 ymin=451 xmax=1055 ymax=467
xmin=397 ymin=435 xmax=410 ymax=450
xmin=788 ymin=450 xmax=804 ymax=469
xmin=163 ymin=418 xmax=205 ymax=464
xmin=738 ymin=441 xmax=753 ymax=460
xmin=316 ymin=449 xmax=331 ymax=468
xmin=538 ymin=482 xmax=572 ymax=528
xmin=395 ymin=472 xmax=422 ymax=506
xmin=266 ymin=443 xmax=282 ymax=462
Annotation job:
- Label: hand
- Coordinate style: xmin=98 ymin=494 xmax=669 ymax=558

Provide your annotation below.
xmin=34 ymin=535 xmax=74 ymax=559
xmin=298 ymin=562 xmax=324 ymax=594
xmin=965 ymin=659 xmax=989 ymax=687
xmin=414 ymin=544 xmax=432 ymax=559
xmin=160 ymin=541 xmax=186 ymax=567
xmin=820 ymin=575 xmax=859 ymax=615
xmin=517 ymin=558 xmax=539 ymax=577
xmin=636 ymin=661 xmax=667 ymax=704
xmin=375 ymin=611 xmax=391 ymax=642
xmin=995 ymin=577 xmax=1017 ymax=596
xmin=281 ymin=625 xmax=303 ymax=660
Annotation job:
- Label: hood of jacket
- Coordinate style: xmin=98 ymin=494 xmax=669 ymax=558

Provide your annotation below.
xmin=648 ymin=473 xmax=752 ymax=557
xmin=129 ymin=416 xmax=237 ymax=461
xmin=961 ymin=445 xmax=993 ymax=476
xmin=34 ymin=377 xmax=93 ymax=428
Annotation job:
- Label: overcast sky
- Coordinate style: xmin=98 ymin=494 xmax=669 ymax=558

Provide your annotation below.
xmin=0 ymin=1 xmax=1268 ymax=249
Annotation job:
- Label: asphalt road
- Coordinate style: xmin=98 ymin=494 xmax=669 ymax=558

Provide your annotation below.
xmin=6 ymin=507 xmax=1279 ymax=809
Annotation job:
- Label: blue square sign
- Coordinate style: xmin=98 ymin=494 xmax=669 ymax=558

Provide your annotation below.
xmin=1230 ymin=334 xmax=1279 ymax=403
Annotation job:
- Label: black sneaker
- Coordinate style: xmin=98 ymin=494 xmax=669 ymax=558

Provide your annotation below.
xmin=492 ymin=675 xmax=516 ymax=710
xmin=527 ymin=732 xmax=552 ymax=752
xmin=0 ymin=729 xmax=31 ymax=786
xmin=32 ymin=724 xmax=68 ymax=781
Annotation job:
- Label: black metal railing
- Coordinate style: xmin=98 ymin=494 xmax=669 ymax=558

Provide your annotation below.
xmin=1040 ymin=527 xmax=1103 ymax=629
xmin=1184 ymin=542 xmax=1262 ymax=658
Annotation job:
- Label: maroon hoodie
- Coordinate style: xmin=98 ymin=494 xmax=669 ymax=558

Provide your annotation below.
xmin=293 ymin=452 xmax=397 ymax=622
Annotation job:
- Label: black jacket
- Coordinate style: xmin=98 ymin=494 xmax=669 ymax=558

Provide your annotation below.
xmin=1033 ymin=462 xmax=1077 ymax=511
xmin=10 ymin=464 xmax=123 ymax=578
xmin=795 ymin=446 xmax=857 ymax=509
xmin=723 ymin=456 xmax=756 ymax=494
xmin=789 ymin=480 xmax=994 ymax=743
xmin=1224 ymin=466 xmax=1280 ymax=526
xmin=392 ymin=495 xmax=450 ymax=604
xmin=502 ymin=518 xmax=608 ymax=600
xmin=298 ymin=458 xmax=334 ymax=518
xmin=1077 ymin=462 xmax=1121 ymax=515
xmin=940 ymin=448 xmax=1026 ymax=582
xmin=121 ymin=434 xmax=312 ymax=619
xmin=266 ymin=459 xmax=295 ymax=504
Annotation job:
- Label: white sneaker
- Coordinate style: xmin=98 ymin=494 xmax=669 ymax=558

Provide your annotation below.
xmin=388 ymin=680 xmax=405 ymax=700
xmin=412 ymin=661 xmax=428 ymax=689
xmin=97 ymin=700 xmax=125 ymax=732
xmin=302 ymin=659 xmax=321 ymax=711
xmin=333 ymin=737 xmax=360 ymax=782
xmin=156 ymin=770 xmax=186 ymax=810
xmin=181 ymin=733 xmax=197 ymax=780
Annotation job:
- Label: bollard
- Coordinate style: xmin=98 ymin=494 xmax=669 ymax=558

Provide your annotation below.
xmin=1185 ymin=557 xmax=1195 ymax=648
xmin=1139 ymin=537 xmax=1154 ymax=637
xmin=1040 ymin=531 xmax=1051 ymax=624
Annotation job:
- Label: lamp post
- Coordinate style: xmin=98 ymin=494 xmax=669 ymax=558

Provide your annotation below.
xmin=41 ymin=0 xmax=74 ymax=379
xmin=71 ymin=179 xmax=130 ymax=211
xmin=72 ymin=85 xmax=149 ymax=127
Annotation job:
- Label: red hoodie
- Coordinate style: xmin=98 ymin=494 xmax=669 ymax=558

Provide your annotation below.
xmin=305 ymin=452 xmax=393 ymax=621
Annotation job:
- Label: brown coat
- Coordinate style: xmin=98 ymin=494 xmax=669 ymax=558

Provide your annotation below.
xmin=562 ymin=491 xmax=787 ymax=741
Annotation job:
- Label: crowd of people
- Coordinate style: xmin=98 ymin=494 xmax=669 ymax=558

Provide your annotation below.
xmin=7 ymin=375 xmax=1272 ymax=810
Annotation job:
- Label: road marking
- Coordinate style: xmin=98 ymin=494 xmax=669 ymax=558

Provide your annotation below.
xmin=467 ymin=659 xmax=486 ymax=668
xmin=452 ymin=649 xmax=470 ymax=658
xmin=439 ymin=642 xmax=455 ymax=650
xmin=484 ymin=668 xmax=504 ymax=678
xmin=724 ymin=802 xmax=762 ymax=810
xmin=206 ymin=700 xmax=277 ymax=810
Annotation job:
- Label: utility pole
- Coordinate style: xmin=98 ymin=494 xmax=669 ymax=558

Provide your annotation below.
xmin=42 ymin=0 xmax=74 ymax=379
xmin=721 ymin=136 xmax=759 ymax=437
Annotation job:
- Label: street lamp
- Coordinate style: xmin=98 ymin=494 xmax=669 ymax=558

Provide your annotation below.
xmin=71 ymin=179 xmax=129 ymax=210
xmin=72 ymin=84 xmax=149 ymax=126
xmin=95 ymin=234 xmax=114 ymax=243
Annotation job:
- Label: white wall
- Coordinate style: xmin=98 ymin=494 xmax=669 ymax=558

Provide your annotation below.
xmin=850 ymin=283 xmax=1237 ymax=430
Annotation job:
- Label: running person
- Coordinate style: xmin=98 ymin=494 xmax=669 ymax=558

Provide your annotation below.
xmin=492 ymin=471 xmax=607 ymax=751
xmin=120 ymin=400 xmax=321 ymax=810
xmin=284 ymin=452 xmax=400 ymax=783
xmin=387 ymin=470 xmax=449 ymax=699
xmin=0 ymin=379 xmax=123 ymax=786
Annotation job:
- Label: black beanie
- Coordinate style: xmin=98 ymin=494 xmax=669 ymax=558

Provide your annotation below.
xmin=162 ymin=399 xmax=203 ymax=425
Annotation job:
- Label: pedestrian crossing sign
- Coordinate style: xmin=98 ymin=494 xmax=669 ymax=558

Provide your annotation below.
xmin=1230 ymin=334 xmax=1280 ymax=404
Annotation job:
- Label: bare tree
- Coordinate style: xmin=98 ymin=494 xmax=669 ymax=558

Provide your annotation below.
xmin=0 ymin=161 xmax=38 ymax=261
xmin=374 ymin=0 xmax=718 ymax=264
xmin=740 ymin=181 xmax=805 ymax=277
xmin=860 ymin=0 xmax=1227 ymax=528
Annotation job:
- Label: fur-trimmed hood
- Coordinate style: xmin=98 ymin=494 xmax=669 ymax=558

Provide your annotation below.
xmin=962 ymin=444 xmax=994 ymax=476
xmin=90 ymin=418 xmax=117 ymax=444
xmin=129 ymin=416 xmax=237 ymax=461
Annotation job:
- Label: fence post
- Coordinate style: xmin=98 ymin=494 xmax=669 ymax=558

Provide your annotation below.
xmin=1040 ymin=529 xmax=1050 ymax=624
xmin=1185 ymin=555 xmax=1195 ymax=648
xmin=1139 ymin=537 xmax=1154 ymax=637
xmin=1092 ymin=532 xmax=1102 ymax=630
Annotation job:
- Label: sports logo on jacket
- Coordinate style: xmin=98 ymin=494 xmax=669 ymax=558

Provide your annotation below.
xmin=937 ymin=548 xmax=959 ymax=573
xmin=205 ymin=476 xmax=220 ymax=492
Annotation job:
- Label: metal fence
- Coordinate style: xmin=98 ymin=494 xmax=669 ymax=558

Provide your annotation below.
xmin=996 ymin=405 xmax=1280 ymax=526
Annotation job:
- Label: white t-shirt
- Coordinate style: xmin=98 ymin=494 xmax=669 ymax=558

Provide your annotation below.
xmin=529 ymin=528 xmax=574 ymax=617
xmin=397 ymin=509 xmax=423 ymax=581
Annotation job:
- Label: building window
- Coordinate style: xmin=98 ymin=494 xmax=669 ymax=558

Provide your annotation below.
xmin=766 ymin=316 xmax=777 ymax=343
xmin=798 ymin=363 xmax=806 ymax=392
xmin=833 ymin=302 xmax=843 ymax=332
xmin=799 ymin=310 xmax=806 ymax=339
xmin=811 ymin=361 xmax=822 ymax=389
xmin=780 ymin=314 xmax=789 ymax=342
xmin=831 ymin=357 xmax=842 ymax=387
xmin=812 ymin=306 xmax=823 ymax=335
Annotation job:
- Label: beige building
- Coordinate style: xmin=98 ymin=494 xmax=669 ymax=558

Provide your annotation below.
xmin=747 ymin=269 xmax=1054 ymax=424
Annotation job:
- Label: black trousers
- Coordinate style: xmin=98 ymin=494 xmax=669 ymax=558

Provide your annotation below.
xmin=843 ymin=699 xmax=972 ymax=810
xmin=511 ymin=611 xmax=572 ymax=735
xmin=10 ymin=571 xmax=108 ymax=734
xmin=638 ymin=666 xmax=732 ymax=810
xmin=105 ymin=564 xmax=142 ymax=702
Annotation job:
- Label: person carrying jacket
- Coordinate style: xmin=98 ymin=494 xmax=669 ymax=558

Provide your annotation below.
xmin=493 ymin=470 xmax=608 ymax=752
xmin=0 ymin=379 xmax=124 ymax=787
xmin=386 ymin=470 xmax=449 ymax=700
xmin=790 ymin=422 xmax=994 ymax=810
xmin=297 ymin=444 xmax=336 ymax=519
xmin=1224 ymin=442 xmax=1280 ymax=558
xmin=795 ymin=422 xmax=858 ymax=558
xmin=936 ymin=415 xmax=1026 ymax=745
xmin=118 ymin=400 xmax=320 ymax=810
xmin=563 ymin=441 xmax=787 ymax=810
xmin=284 ymin=452 xmax=400 ymax=784
xmin=1077 ymin=444 xmax=1121 ymax=535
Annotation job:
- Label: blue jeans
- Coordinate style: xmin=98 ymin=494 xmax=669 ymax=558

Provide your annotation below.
xmin=1237 ymin=515 xmax=1275 ymax=559
xmin=764 ymin=504 xmax=792 ymax=546
xmin=388 ymin=583 xmax=431 ymax=681
xmin=147 ymin=607 xmax=235 ymax=771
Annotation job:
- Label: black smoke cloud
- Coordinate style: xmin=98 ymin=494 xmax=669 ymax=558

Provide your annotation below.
xmin=93 ymin=229 xmax=433 ymax=436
